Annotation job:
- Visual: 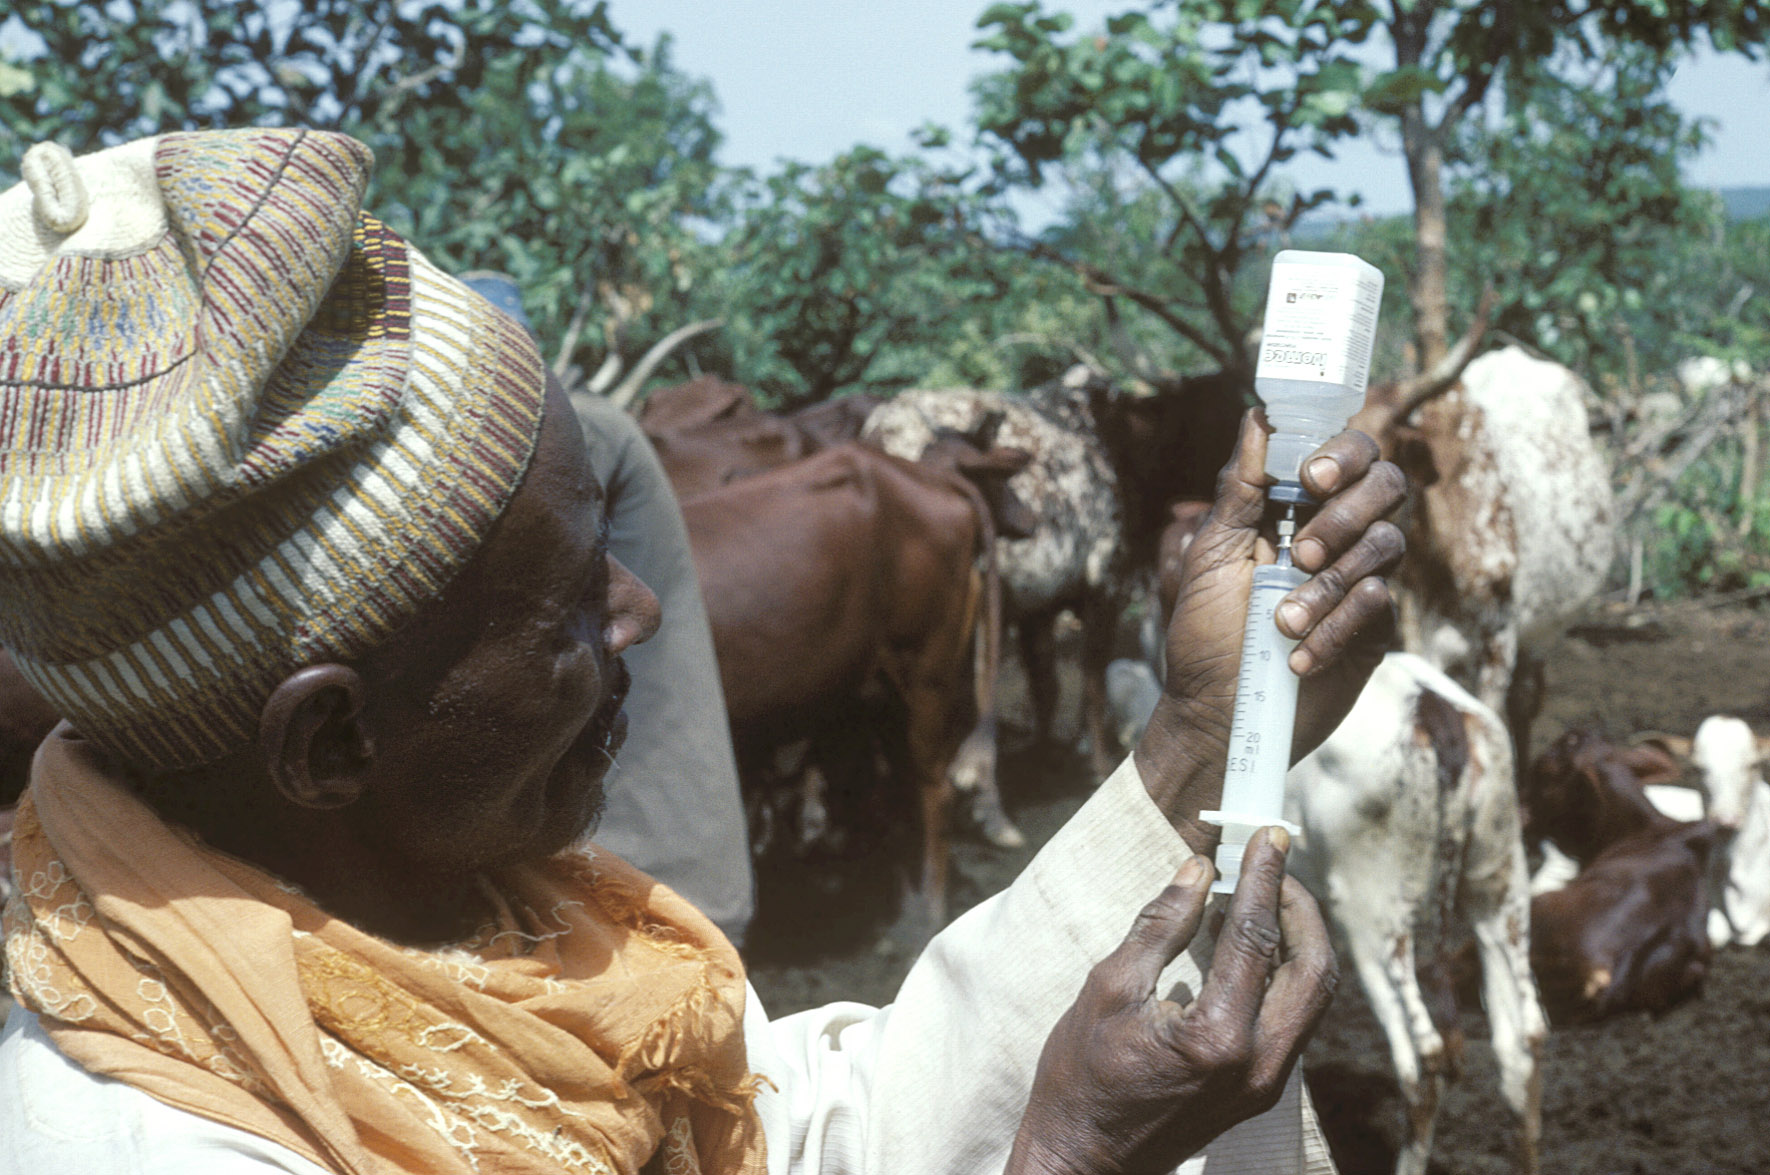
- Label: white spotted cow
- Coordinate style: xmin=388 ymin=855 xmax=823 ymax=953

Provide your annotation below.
xmin=1287 ymin=653 xmax=1545 ymax=1175
xmin=1355 ymin=346 xmax=1616 ymax=766
xmin=1103 ymin=645 xmax=1547 ymax=1175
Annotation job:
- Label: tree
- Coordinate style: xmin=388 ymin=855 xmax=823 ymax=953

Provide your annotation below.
xmin=0 ymin=3 xmax=732 ymax=393
xmin=971 ymin=0 xmax=1378 ymax=380
xmin=0 ymin=1 xmax=618 ymax=157
xmin=1357 ymin=0 xmax=1766 ymax=373
xmin=367 ymin=36 xmax=732 ymax=396
xmin=714 ymin=139 xmax=1023 ymax=406
xmin=1444 ymin=43 xmax=1716 ymax=387
xmin=972 ymin=0 xmax=1768 ymax=390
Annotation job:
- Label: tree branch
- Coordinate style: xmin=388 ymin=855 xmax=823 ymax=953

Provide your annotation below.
xmin=1388 ymin=283 xmax=1497 ymax=423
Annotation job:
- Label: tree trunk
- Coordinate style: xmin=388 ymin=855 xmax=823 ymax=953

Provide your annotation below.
xmin=1401 ymin=104 xmax=1451 ymax=372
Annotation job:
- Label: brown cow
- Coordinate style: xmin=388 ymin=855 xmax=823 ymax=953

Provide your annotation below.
xmin=650 ymin=414 xmax=812 ymax=501
xmin=683 ymin=443 xmax=1004 ymax=938
xmin=789 ymin=393 xmax=883 ymax=448
xmin=636 ymin=374 xmax=758 ymax=435
xmin=1521 ymin=729 xmax=1721 ymax=1024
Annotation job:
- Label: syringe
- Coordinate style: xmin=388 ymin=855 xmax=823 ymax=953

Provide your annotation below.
xmin=1198 ymin=249 xmax=1383 ymax=893
xmin=1199 ymin=495 xmax=1307 ymax=895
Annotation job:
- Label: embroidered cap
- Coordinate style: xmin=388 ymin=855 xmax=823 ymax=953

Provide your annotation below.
xmin=0 ymin=129 xmax=547 ymax=769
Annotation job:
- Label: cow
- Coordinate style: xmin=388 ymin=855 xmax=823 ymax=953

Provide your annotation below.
xmin=1690 ymin=716 xmax=1770 ymax=947
xmin=1519 ymin=729 xmax=1720 ymax=1025
xmin=1353 ymin=345 xmax=1617 ymax=769
xmin=650 ymin=413 xmax=813 ymax=501
xmin=1105 ymin=529 xmax=1544 ymax=1175
xmin=1655 ymin=716 xmax=1770 ymax=948
xmin=681 ymin=443 xmax=1004 ymax=939
xmin=862 ymin=367 xmax=1244 ymax=840
xmin=1287 ymin=654 xmax=1545 ymax=1175
xmin=636 ymin=373 xmax=759 ymax=436
xmin=788 ymin=392 xmax=883 ymax=448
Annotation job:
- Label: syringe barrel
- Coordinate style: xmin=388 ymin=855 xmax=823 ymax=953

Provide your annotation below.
xmin=1204 ymin=561 xmax=1307 ymax=894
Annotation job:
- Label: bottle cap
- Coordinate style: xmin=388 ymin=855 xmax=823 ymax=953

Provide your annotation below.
xmin=1268 ymin=480 xmax=1315 ymax=506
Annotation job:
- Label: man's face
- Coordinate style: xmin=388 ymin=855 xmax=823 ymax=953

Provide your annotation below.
xmin=351 ymin=377 xmax=660 ymax=873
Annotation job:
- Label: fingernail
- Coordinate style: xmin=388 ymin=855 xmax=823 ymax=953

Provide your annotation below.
xmin=1306 ymin=456 xmax=1340 ymax=493
xmin=1266 ymin=826 xmax=1292 ymax=853
xmin=1175 ymin=856 xmax=1209 ymax=888
xmin=1289 ymin=647 xmax=1315 ymax=676
xmin=1276 ymin=600 xmax=1308 ymax=636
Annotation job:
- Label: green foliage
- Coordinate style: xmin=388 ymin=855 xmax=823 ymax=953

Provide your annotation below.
xmin=367 ymin=36 xmax=731 ymax=385
xmin=0 ymin=4 xmax=733 ymax=388
xmin=0 ymin=0 xmax=619 ymax=157
xmin=1445 ymin=45 xmax=1716 ymax=387
xmin=1644 ymin=423 xmax=1770 ymax=596
xmin=711 ymin=143 xmax=1036 ymax=407
xmin=971 ymin=0 xmax=1379 ymax=373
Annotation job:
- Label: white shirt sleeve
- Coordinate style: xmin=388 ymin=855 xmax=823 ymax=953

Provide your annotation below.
xmin=1 ymin=757 xmax=1334 ymax=1175
xmin=746 ymin=756 xmax=1336 ymax=1175
xmin=0 ymin=1010 xmax=332 ymax=1175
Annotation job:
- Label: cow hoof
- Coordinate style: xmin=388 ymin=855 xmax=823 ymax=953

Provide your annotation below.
xmin=981 ymin=814 xmax=1027 ymax=850
xmin=967 ymin=793 xmax=1026 ymax=849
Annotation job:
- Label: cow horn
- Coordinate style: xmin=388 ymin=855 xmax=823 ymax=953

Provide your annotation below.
xmin=1630 ymin=731 xmax=1693 ymax=759
xmin=608 ymin=319 xmax=725 ymax=411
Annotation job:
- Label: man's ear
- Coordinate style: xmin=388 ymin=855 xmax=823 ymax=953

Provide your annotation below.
xmin=259 ymin=664 xmax=375 ymax=810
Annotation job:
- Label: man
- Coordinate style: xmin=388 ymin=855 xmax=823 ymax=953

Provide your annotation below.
xmin=0 ymin=129 xmax=1405 ymax=1173
xmin=459 ymin=271 xmax=756 ymax=947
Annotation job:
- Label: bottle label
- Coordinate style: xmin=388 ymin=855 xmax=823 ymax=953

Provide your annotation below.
xmin=1256 ymin=258 xmax=1383 ymax=392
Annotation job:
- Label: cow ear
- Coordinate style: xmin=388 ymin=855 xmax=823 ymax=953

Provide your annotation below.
xmin=1632 ymin=732 xmax=1692 ymax=760
xmin=1617 ymin=743 xmax=1685 ymax=785
xmin=956 ymin=445 xmax=1033 ymax=478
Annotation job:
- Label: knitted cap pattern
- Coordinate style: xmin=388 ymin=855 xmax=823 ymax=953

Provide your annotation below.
xmin=0 ymin=128 xmax=546 ymax=769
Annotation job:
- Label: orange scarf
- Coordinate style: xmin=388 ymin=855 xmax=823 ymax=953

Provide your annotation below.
xmin=3 ymin=729 xmax=766 ymax=1175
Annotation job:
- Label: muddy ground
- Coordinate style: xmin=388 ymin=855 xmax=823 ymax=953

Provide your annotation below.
xmin=741 ymin=600 xmax=1770 ymax=1174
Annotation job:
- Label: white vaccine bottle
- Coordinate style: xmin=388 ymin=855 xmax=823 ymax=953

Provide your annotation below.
xmin=1255 ymin=250 xmax=1384 ymax=486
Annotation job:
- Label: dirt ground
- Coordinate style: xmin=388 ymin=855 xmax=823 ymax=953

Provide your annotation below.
xmin=741 ymin=600 xmax=1770 ymax=1174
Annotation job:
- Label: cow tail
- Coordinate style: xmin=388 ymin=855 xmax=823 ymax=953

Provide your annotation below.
xmin=961 ymin=476 xmax=1003 ymax=729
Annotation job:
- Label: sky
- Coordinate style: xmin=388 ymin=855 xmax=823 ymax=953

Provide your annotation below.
xmin=608 ymin=1 xmax=1770 ymax=218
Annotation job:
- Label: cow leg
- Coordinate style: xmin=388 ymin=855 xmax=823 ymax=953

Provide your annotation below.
xmin=1505 ymin=650 xmax=1546 ymax=773
xmin=952 ymin=716 xmax=1024 ymax=848
xmin=1473 ymin=625 xmax=1518 ymax=738
xmin=1461 ymin=744 xmax=1547 ymax=1175
xmin=1340 ymin=918 xmax=1445 ymax=1175
xmin=1079 ymin=592 xmax=1121 ymax=781
xmin=1018 ymin=612 xmax=1059 ymax=747
xmin=882 ymin=682 xmax=956 ymax=948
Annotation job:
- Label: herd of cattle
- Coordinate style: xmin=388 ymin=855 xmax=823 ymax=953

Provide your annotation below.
xmin=0 ymin=347 xmax=1766 ymax=1175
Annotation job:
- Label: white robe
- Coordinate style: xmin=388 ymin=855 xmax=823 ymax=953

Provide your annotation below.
xmin=0 ymin=758 xmax=1336 ymax=1174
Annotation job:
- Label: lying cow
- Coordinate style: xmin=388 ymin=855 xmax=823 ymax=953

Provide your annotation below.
xmin=682 ymin=443 xmax=1005 ymax=938
xmin=1650 ymin=716 xmax=1770 ymax=948
xmin=1521 ymin=729 xmax=1720 ymax=1024
xmin=1692 ymin=716 xmax=1770 ymax=947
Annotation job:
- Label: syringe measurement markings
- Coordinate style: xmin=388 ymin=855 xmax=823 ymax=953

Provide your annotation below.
xmin=1225 ymin=585 xmax=1288 ymax=779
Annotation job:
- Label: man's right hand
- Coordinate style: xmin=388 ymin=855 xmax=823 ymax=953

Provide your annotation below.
xmin=1005 ymin=827 xmax=1337 ymax=1175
